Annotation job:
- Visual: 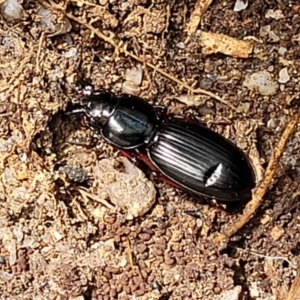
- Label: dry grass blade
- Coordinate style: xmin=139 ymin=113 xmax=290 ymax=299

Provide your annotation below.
xmin=66 ymin=13 xmax=238 ymax=111
xmin=214 ymin=113 xmax=300 ymax=243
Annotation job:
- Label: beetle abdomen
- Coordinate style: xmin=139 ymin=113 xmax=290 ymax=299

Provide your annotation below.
xmin=148 ymin=118 xmax=255 ymax=201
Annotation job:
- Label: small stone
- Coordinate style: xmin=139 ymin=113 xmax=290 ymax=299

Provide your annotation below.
xmin=260 ymin=214 xmax=271 ymax=225
xmin=38 ymin=7 xmax=72 ymax=36
xmin=119 ymin=257 xmax=127 ymax=268
xmin=233 ymin=0 xmax=248 ymax=12
xmin=200 ymin=77 xmax=213 ymax=90
xmin=92 ymin=158 xmax=156 ymax=219
xmin=176 ymin=42 xmax=185 ymax=49
xmin=260 ymin=25 xmax=271 ymax=37
xmin=278 ymin=47 xmax=287 ymax=56
xmin=164 ymin=256 xmax=175 ymax=265
xmin=63 ymin=47 xmax=77 ymax=58
xmin=1 ymin=0 xmax=24 ymax=21
xmin=278 ymin=67 xmax=290 ymax=83
xmin=269 ymin=30 xmax=280 ymax=43
xmin=270 ymin=225 xmax=285 ymax=241
xmin=138 ymin=233 xmax=151 ymax=241
xmin=122 ymin=81 xmax=141 ymax=96
xmin=243 ymin=70 xmax=279 ymax=96
xmin=265 ymin=9 xmax=285 ymax=20
xmin=125 ymin=66 xmax=143 ymax=85
xmin=217 ymin=286 xmax=242 ymax=300
xmin=51 ymin=230 xmax=64 ymax=242
xmin=249 ymin=282 xmax=260 ymax=298
xmin=99 ymin=0 xmax=108 ymax=5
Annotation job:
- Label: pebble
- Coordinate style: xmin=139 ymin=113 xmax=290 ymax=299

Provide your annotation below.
xmin=233 ymin=0 xmax=248 ymax=12
xmin=1 ymin=0 xmax=24 ymax=21
xmin=243 ymin=70 xmax=279 ymax=96
xmin=278 ymin=67 xmax=290 ymax=83
xmin=122 ymin=81 xmax=141 ymax=95
xmin=138 ymin=232 xmax=152 ymax=241
xmin=125 ymin=66 xmax=143 ymax=85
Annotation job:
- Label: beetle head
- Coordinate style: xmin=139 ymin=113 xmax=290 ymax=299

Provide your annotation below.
xmin=76 ymin=90 xmax=118 ymax=128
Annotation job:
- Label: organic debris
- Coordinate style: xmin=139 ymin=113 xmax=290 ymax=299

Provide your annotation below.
xmin=0 ymin=0 xmax=300 ymax=299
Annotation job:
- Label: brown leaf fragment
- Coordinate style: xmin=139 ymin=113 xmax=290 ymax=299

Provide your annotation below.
xmin=199 ymin=31 xmax=253 ymax=58
xmin=185 ymin=0 xmax=213 ymax=43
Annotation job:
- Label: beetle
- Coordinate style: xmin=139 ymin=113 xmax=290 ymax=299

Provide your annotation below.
xmin=66 ymin=88 xmax=256 ymax=202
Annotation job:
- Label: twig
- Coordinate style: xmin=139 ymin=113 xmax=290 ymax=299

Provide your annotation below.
xmin=125 ymin=238 xmax=136 ymax=275
xmin=36 ymin=32 xmax=45 ymax=72
xmin=287 ymin=91 xmax=300 ymax=106
xmin=65 ymin=13 xmax=237 ymax=111
xmin=78 ymin=187 xmax=115 ymax=210
xmin=214 ymin=113 xmax=299 ymax=243
xmin=0 ymin=112 xmax=13 ymax=117
xmin=185 ymin=0 xmax=213 ymax=44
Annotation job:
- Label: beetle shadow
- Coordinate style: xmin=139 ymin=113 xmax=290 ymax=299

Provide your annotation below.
xmin=183 ymin=191 xmax=250 ymax=215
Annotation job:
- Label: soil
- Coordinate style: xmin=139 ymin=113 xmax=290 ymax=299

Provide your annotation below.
xmin=0 ymin=1 xmax=299 ymax=300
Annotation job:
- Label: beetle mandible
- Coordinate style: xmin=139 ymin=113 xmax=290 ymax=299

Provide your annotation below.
xmin=66 ymin=88 xmax=256 ymax=202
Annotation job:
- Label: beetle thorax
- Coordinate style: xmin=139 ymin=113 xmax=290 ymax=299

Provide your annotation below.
xmin=84 ymin=98 xmax=116 ymax=127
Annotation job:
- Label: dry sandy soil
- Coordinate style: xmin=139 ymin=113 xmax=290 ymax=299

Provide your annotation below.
xmin=0 ymin=0 xmax=300 ymax=299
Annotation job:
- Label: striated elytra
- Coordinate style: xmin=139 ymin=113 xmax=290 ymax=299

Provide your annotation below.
xmin=66 ymin=89 xmax=256 ymax=202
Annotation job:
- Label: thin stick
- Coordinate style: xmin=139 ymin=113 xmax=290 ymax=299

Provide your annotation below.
xmin=236 ymin=247 xmax=296 ymax=269
xmin=125 ymin=238 xmax=136 ymax=275
xmin=185 ymin=0 xmax=213 ymax=43
xmin=36 ymin=32 xmax=45 ymax=72
xmin=215 ymin=113 xmax=299 ymax=243
xmin=66 ymin=13 xmax=237 ymax=111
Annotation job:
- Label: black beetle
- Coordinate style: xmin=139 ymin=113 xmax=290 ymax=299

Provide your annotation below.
xmin=66 ymin=89 xmax=255 ymax=202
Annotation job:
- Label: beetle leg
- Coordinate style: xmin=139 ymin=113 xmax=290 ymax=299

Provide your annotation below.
xmin=185 ymin=112 xmax=197 ymax=122
xmin=119 ymin=149 xmax=182 ymax=189
xmin=64 ymin=108 xmax=86 ymax=116
xmin=119 ymin=149 xmax=140 ymax=165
